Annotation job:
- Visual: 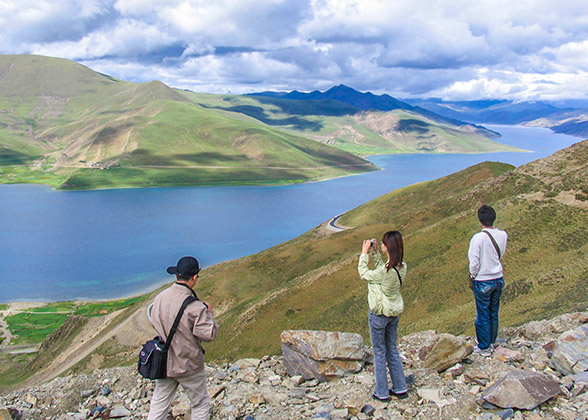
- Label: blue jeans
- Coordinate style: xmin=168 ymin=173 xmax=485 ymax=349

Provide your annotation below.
xmin=368 ymin=310 xmax=408 ymax=398
xmin=473 ymin=277 xmax=504 ymax=350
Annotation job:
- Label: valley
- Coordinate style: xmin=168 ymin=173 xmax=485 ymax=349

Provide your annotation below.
xmin=1 ymin=139 xmax=586 ymax=389
xmin=1 ymin=55 xmax=517 ymax=190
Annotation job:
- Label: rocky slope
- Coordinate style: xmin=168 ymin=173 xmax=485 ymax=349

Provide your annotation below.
xmin=1 ymin=311 xmax=587 ymax=420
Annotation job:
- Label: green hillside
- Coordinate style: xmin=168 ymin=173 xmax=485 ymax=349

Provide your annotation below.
xmin=0 ymin=55 xmax=373 ymax=189
xmin=183 ymin=91 xmax=519 ymax=155
xmin=196 ymin=140 xmax=588 ymax=361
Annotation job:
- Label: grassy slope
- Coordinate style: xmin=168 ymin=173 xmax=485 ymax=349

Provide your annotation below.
xmin=2 ymin=142 xmax=586 ymax=385
xmin=195 ymin=140 xmax=588 ymax=362
xmin=183 ymin=91 xmax=520 ymax=155
xmin=0 ymin=55 xmax=373 ymax=189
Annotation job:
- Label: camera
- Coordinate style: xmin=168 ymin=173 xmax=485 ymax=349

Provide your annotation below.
xmin=370 ymin=239 xmax=376 ymax=248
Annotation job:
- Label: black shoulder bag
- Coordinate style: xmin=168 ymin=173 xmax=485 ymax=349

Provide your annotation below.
xmin=138 ymin=294 xmax=197 ymax=380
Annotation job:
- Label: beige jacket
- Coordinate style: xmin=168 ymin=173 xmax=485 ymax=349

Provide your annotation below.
xmin=151 ymin=283 xmax=218 ymax=377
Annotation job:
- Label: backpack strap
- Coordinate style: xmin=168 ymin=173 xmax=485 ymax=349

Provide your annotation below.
xmin=482 ymin=230 xmax=501 ymax=258
xmin=163 ymin=295 xmax=197 ymax=352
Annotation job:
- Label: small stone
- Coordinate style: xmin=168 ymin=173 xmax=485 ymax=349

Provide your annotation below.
xmin=361 ymin=404 xmax=376 ymax=416
xmin=101 ymin=387 xmax=111 ymax=396
xmin=306 ymin=393 xmax=321 ymax=402
xmin=465 ymin=369 xmax=490 ymax=386
xmin=543 ymin=341 xmax=557 ymax=352
xmin=235 ymin=358 xmax=262 ymax=369
xmin=290 ymin=375 xmax=305 ymax=386
xmin=417 ymin=388 xmax=442 ymax=403
xmin=89 ymin=406 xmax=107 ymax=416
xmin=331 ymin=408 xmax=348 ymax=418
xmin=446 ymin=363 xmax=465 ymax=379
xmin=209 ymin=385 xmax=226 ymax=399
xmin=25 ymin=394 xmax=37 ymax=408
xmin=470 ymin=385 xmax=482 ymax=395
xmin=405 ymin=373 xmax=415 ymax=386
xmin=493 ymin=347 xmax=524 ymax=362
xmin=572 ymin=384 xmax=587 ymax=397
xmin=497 ymin=408 xmax=515 ymax=419
xmin=249 ymin=394 xmax=265 ymax=405
xmin=81 ymin=389 xmax=96 ymax=398
xmin=109 ymin=406 xmax=131 ymax=418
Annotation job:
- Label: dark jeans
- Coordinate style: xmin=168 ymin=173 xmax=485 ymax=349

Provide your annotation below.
xmin=368 ymin=310 xmax=408 ymax=398
xmin=473 ymin=277 xmax=504 ymax=350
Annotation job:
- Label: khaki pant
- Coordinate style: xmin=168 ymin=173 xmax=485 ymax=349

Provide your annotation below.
xmin=147 ymin=369 xmax=210 ymax=420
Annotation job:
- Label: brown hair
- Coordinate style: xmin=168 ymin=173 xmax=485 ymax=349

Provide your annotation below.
xmin=382 ymin=231 xmax=403 ymax=272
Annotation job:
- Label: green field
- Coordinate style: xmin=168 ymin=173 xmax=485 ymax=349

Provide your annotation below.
xmin=4 ymin=296 xmax=147 ymax=345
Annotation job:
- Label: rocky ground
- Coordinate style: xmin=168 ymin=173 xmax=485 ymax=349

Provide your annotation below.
xmin=1 ymin=311 xmax=588 ymax=420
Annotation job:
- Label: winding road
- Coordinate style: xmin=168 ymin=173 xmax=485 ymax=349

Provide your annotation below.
xmin=326 ymin=214 xmax=348 ymax=232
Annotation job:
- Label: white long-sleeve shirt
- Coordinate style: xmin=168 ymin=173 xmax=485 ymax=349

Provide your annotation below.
xmin=468 ymin=228 xmax=508 ymax=281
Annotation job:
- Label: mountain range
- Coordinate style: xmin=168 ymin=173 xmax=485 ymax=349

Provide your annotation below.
xmin=251 ymin=87 xmax=588 ymax=137
xmin=0 ymin=54 xmax=517 ymax=190
xmin=406 ymin=98 xmax=588 ymax=137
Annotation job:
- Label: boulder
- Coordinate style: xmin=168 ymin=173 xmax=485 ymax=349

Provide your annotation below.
xmin=281 ymin=330 xmax=365 ymax=382
xmin=572 ymin=371 xmax=588 ymax=385
xmin=519 ymin=320 xmax=551 ymax=341
xmin=551 ymin=325 xmax=588 ymax=375
xmin=418 ymin=333 xmax=473 ymax=372
xmin=481 ymin=369 xmax=561 ymax=410
xmin=281 ymin=330 xmax=365 ymax=360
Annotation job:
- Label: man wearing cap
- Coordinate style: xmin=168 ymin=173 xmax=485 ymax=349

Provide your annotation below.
xmin=147 ymin=256 xmax=219 ymax=420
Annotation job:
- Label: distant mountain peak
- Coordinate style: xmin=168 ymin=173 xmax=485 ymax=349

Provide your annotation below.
xmin=278 ymin=85 xmax=414 ymax=112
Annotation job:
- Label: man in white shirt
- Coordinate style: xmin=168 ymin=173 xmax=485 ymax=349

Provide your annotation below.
xmin=468 ymin=205 xmax=508 ymax=356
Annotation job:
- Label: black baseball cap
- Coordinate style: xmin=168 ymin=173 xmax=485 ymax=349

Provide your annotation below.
xmin=167 ymin=256 xmax=200 ymax=277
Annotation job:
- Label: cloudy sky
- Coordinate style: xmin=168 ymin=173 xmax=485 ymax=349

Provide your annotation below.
xmin=1 ymin=0 xmax=588 ymax=101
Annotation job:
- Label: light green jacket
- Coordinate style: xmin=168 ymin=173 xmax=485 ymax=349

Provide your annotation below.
xmin=358 ymin=252 xmax=406 ymax=317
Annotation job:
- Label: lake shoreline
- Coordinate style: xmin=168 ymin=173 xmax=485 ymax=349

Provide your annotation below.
xmin=0 ymin=143 xmax=527 ymax=192
xmin=1 ymin=125 xmax=580 ymax=303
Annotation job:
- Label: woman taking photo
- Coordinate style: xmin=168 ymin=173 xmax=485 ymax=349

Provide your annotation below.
xmin=358 ymin=231 xmax=408 ymax=401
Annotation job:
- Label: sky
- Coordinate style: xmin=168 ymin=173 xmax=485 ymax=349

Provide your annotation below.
xmin=1 ymin=0 xmax=588 ymax=101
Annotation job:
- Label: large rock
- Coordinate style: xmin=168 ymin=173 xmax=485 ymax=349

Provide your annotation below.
xmin=481 ymin=369 xmax=561 ymax=410
xmin=281 ymin=330 xmax=365 ymax=382
xmin=550 ymin=325 xmax=588 ymax=375
xmin=418 ymin=333 xmax=473 ymax=372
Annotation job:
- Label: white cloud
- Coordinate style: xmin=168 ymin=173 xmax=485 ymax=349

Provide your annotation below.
xmin=1 ymin=0 xmax=588 ymax=100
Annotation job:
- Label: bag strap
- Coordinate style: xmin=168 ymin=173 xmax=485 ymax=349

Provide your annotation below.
xmin=482 ymin=230 xmax=501 ymax=258
xmin=164 ymin=295 xmax=197 ymax=351
xmin=392 ymin=266 xmax=403 ymax=286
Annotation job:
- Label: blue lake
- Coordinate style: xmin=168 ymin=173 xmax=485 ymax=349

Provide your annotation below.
xmin=0 ymin=125 xmax=581 ymax=302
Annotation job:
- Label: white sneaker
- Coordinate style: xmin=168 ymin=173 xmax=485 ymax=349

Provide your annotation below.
xmin=473 ymin=346 xmax=492 ymax=357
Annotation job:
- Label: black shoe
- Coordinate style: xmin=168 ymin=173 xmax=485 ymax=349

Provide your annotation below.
xmin=372 ymin=394 xmax=391 ymax=402
xmin=389 ymin=390 xmax=409 ymax=399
